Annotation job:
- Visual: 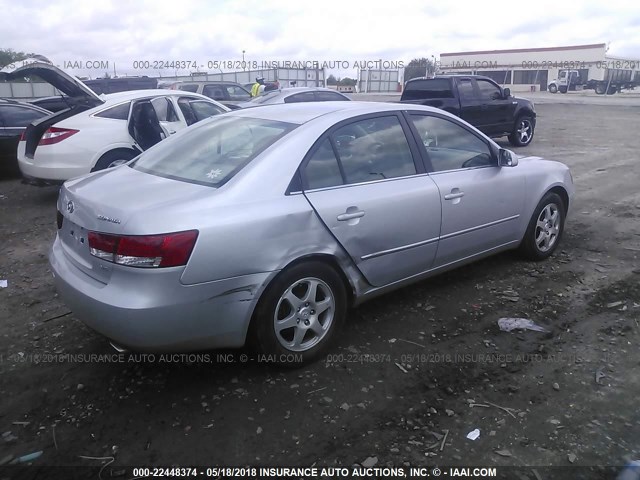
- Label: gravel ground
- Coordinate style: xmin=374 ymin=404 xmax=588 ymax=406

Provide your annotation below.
xmin=0 ymin=99 xmax=639 ymax=479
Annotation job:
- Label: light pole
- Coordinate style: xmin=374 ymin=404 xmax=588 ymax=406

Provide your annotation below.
xmin=242 ymin=50 xmax=246 ymax=70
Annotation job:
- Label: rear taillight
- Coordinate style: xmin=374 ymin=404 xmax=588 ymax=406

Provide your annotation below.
xmin=19 ymin=131 xmax=26 ymax=141
xmin=39 ymin=127 xmax=79 ymax=146
xmin=88 ymin=230 xmax=198 ymax=268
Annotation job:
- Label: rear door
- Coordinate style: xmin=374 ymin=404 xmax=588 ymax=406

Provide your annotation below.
xmin=407 ymin=112 xmax=524 ymax=267
xmin=455 ymin=77 xmax=483 ymax=127
xmin=151 ymin=96 xmax=185 ymax=135
xmin=301 ymin=113 xmax=442 ymax=287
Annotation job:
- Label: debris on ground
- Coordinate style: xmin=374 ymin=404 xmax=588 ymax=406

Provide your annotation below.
xmin=0 ymin=280 xmax=7 ymax=288
xmin=10 ymin=451 xmax=43 ymax=464
xmin=361 ymin=456 xmax=378 ymax=467
xmin=498 ymin=318 xmax=548 ymax=333
xmin=568 ymin=453 xmax=577 ymax=463
xmin=495 ymin=449 xmax=512 ymax=457
xmin=466 ymin=429 xmax=480 ymax=441
xmin=595 ymin=367 xmax=606 ymax=385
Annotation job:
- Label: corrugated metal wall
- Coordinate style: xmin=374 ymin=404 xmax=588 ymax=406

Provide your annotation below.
xmin=357 ymin=69 xmax=400 ymax=92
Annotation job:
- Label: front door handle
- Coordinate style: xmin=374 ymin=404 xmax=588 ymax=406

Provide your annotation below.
xmin=337 ymin=210 xmax=365 ymax=221
xmin=444 ymin=191 xmax=465 ymax=200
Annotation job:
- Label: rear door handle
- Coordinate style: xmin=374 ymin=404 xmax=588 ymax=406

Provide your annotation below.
xmin=337 ymin=210 xmax=365 ymax=221
xmin=444 ymin=192 xmax=465 ymax=200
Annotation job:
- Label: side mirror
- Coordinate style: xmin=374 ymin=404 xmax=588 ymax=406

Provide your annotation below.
xmin=503 ymin=87 xmax=511 ymax=98
xmin=499 ymin=148 xmax=518 ymax=167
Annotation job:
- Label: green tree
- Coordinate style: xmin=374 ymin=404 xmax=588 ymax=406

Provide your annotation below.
xmin=0 ymin=48 xmax=35 ymax=68
xmin=404 ymin=57 xmax=437 ymax=81
xmin=338 ymin=77 xmax=356 ymax=86
xmin=326 ymin=74 xmax=338 ymax=85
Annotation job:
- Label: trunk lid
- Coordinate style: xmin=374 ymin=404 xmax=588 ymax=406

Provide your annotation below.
xmin=58 ymin=166 xmax=217 ymax=283
xmin=0 ymin=59 xmax=104 ymax=106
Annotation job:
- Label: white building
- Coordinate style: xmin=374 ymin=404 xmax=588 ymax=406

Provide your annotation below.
xmin=438 ymin=43 xmax=640 ymax=92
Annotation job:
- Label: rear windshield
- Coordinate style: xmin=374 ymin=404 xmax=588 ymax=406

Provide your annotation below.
xmin=401 ymin=79 xmax=454 ymax=100
xmin=130 ymin=116 xmax=296 ymax=187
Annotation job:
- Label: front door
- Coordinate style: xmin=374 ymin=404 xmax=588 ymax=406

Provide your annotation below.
xmin=473 ymin=78 xmax=517 ymax=134
xmin=408 ymin=113 xmax=524 ymax=267
xmin=301 ymin=114 xmax=442 ymax=287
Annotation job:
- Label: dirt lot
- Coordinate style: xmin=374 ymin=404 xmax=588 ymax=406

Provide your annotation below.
xmin=1 ymin=100 xmax=639 ymax=479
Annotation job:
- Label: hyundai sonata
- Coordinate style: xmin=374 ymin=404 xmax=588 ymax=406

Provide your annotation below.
xmin=50 ymin=101 xmax=573 ymax=364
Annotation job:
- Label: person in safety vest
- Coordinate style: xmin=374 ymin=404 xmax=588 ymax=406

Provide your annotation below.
xmin=251 ymin=77 xmax=265 ymax=97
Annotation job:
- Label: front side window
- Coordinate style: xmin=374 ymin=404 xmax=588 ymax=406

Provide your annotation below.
xmin=202 ymin=85 xmax=226 ymax=100
xmin=410 ymin=115 xmax=494 ymax=172
xmin=131 ymin=116 xmax=295 ymax=187
xmin=476 ymin=79 xmax=502 ymax=100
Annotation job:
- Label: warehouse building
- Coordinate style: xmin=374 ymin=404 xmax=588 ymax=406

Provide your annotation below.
xmin=438 ymin=43 xmax=640 ymax=92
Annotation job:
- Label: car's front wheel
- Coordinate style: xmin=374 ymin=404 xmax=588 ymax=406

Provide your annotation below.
xmin=548 ymin=84 xmax=558 ymax=93
xmin=252 ymin=261 xmax=347 ymax=365
xmin=508 ymin=115 xmax=535 ymax=147
xmin=519 ymin=192 xmax=565 ymax=260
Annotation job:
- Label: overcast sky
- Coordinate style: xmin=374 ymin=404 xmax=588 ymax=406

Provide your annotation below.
xmin=2 ymin=0 xmax=639 ymax=78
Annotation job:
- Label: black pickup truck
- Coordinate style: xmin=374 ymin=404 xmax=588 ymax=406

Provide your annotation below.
xmin=400 ymin=75 xmax=536 ymax=147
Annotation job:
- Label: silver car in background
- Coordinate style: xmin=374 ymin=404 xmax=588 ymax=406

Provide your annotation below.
xmin=50 ymin=102 xmax=574 ymax=364
xmin=237 ymin=87 xmax=351 ymax=108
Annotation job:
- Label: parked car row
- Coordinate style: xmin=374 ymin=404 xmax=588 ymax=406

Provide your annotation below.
xmin=0 ymin=60 xmax=231 ymax=182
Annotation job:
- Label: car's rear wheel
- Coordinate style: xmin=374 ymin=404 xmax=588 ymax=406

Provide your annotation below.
xmin=595 ymin=84 xmax=606 ymax=95
xmin=508 ymin=115 xmax=535 ymax=147
xmin=519 ymin=192 xmax=565 ymax=261
xmin=91 ymin=149 xmax=138 ymax=172
xmin=252 ymin=261 xmax=347 ymax=365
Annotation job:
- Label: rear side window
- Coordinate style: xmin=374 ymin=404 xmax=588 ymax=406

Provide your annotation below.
xmin=303 ymin=115 xmax=416 ymax=189
xmin=95 ymin=102 xmax=131 ymax=120
xmin=225 ymin=85 xmax=251 ymax=100
xmin=131 ymin=117 xmax=296 ymax=187
xmin=0 ymin=105 xmax=49 ymax=127
xmin=151 ymin=97 xmax=179 ymax=122
xmin=190 ymin=101 xmax=225 ymax=121
xmin=285 ymin=92 xmax=315 ymax=103
xmin=315 ymin=91 xmax=349 ymax=101
xmin=304 ymin=139 xmax=344 ymax=189
xmin=178 ymin=84 xmax=199 ymax=93
xmin=402 ymin=79 xmax=454 ymax=100
xmin=456 ymin=79 xmax=475 ymax=100
xmin=202 ymin=85 xmax=226 ymax=100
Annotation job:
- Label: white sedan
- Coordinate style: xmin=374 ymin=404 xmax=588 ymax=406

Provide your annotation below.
xmin=0 ymin=60 xmax=230 ymax=184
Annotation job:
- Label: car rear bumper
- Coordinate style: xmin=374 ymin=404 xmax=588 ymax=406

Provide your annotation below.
xmin=18 ymin=153 xmax=90 ymax=182
xmin=49 ymin=234 xmax=274 ymax=351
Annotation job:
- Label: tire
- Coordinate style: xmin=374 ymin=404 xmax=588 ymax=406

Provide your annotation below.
xmin=252 ymin=261 xmax=347 ymax=365
xmin=595 ymin=84 xmax=606 ymax=95
xmin=91 ymin=149 xmax=138 ymax=172
xmin=519 ymin=192 xmax=565 ymax=261
xmin=559 ymin=86 xmax=567 ymax=93
xmin=548 ymin=84 xmax=558 ymax=93
xmin=508 ymin=115 xmax=535 ymax=147
xmin=607 ymin=86 xmax=617 ymax=95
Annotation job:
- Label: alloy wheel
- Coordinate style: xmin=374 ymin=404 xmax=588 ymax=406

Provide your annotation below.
xmin=535 ymin=203 xmax=560 ymax=252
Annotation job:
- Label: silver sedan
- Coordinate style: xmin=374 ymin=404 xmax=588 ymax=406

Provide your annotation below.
xmin=50 ymin=102 xmax=574 ymax=364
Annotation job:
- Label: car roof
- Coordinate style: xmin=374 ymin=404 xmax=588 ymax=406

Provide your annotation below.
xmin=177 ymin=80 xmax=245 ymax=86
xmin=227 ymin=101 xmax=443 ymax=125
xmin=101 ymin=89 xmax=214 ymax=102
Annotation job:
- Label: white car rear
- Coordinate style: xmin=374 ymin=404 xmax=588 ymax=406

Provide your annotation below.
xmin=1 ymin=60 xmax=229 ymax=184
